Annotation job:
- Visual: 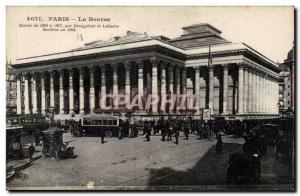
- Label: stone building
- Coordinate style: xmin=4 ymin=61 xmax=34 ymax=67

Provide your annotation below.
xmin=11 ymin=23 xmax=280 ymax=120
xmin=279 ymin=45 xmax=295 ymax=116
xmin=6 ymin=64 xmax=18 ymax=115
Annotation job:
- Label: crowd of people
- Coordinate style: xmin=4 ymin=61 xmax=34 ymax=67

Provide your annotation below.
xmin=126 ymin=118 xmax=252 ymax=146
xmin=48 ymin=117 xmax=267 ymax=150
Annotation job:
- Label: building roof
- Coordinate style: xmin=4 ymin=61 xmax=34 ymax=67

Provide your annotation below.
xmin=73 ymin=31 xmax=153 ymax=51
xmin=169 ymin=23 xmax=230 ymax=49
xmin=12 ymin=23 xmax=280 ymax=74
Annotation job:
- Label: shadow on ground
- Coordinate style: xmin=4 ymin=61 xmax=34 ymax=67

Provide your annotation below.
xmin=147 ymin=143 xmax=242 ymax=186
xmin=147 ymin=142 xmax=294 ymax=189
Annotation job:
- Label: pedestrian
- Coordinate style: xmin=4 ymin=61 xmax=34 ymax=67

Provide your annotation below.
xmin=216 ymin=133 xmax=223 ymax=152
xmin=28 ymin=145 xmax=35 ymax=161
xmin=184 ymin=124 xmax=189 ymax=140
xmin=118 ymin=126 xmax=123 ymax=140
xmin=167 ymin=122 xmax=173 ymax=141
xmin=146 ymin=122 xmax=151 ymax=142
xmin=175 ymin=129 xmax=179 ymax=145
xmin=161 ymin=121 xmax=166 ymax=142
xmin=100 ymin=130 xmax=105 ymax=144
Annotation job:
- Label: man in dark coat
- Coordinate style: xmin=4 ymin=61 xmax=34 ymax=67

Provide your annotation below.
xmin=167 ymin=121 xmax=173 ymax=141
xmin=100 ymin=129 xmax=105 ymax=144
xmin=216 ymin=133 xmax=223 ymax=152
xmin=175 ymin=128 xmax=179 ymax=145
xmin=161 ymin=121 xmax=166 ymax=141
xmin=184 ymin=124 xmax=189 ymax=140
xmin=145 ymin=121 xmax=151 ymax=142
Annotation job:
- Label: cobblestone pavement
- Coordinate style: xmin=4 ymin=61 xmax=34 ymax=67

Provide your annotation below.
xmin=7 ymin=133 xmax=294 ymax=191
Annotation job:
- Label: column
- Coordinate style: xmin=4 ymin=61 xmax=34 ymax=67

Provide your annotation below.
xmin=168 ymin=66 xmax=174 ymax=95
xmin=24 ymin=74 xmax=30 ymax=114
xmin=125 ymin=63 xmax=131 ymax=109
xmin=138 ymin=62 xmax=144 ymax=105
xmin=16 ymin=75 xmax=22 ymax=114
xmin=181 ymin=67 xmax=187 ymax=110
xmin=257 ymin=73 xmax=260 ymax=113
xmin=175 ymin=67 xmax=181 ymax=112
xmin=69 ymin=70 xmax=74 ymax=113
xmin=194 ymin=67 xmax=200 ymax=113
xmin=243 ymin=67 xmax=248 ymax=113
xmin=100 ymin=67 xmax=106 ymax=108
xmin=271 ymin=79 xmax=274 ymax=113
xmin=50 ymin=71 xmax=55 ymax=109
xmin=79 ymin=68 xmax=85 ymax=114
xmin=89 ymin=67 xmax=95 ymax=113
xmin=222 ymin=65 xmax=228 ymax=114
xmin=41 ymin=73 xmax=46 ymax=114
xmin=151 ymin=59 xmax=158 ymax=113
xmin=238 ymin=65 xmax=244 ymax=114
xmin=258 ymin=73 xmax=263 ymax=113
xmin=208 ymin=66 xmax=214 ymax=113
xmin=168 ymin=66 xmax=174 ymax=113
xmin=59 ymin=70 xmax=64 ymax=114
xmin=255 ymin=72 xmax=260 ymax=113
xmin=252 ymin=71 xmax=256 ymax=113
xmin=262 ymin=76 xmax=266 ymax=113
xmin=275 ymin=79 xmax=279 ymax=114
xmin=160 ymin=64 xmax=167 ymax=111
xmin=31 ymin=74 xmax=37 ymax=114
xmin=248 ymin=69 xmax=253 ymax=113
xmin=112 ymin=65 xmax=118 ymax=108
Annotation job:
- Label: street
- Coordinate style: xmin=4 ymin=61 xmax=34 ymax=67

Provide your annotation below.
xmin=7 ymin=132 xmax=294 ymax=191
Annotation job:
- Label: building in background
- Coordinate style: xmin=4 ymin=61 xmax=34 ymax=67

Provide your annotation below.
xmin=6 ymin=63 xmax=18 ymax=115
xmin=279 ymin=45 xmax=295 ymax=117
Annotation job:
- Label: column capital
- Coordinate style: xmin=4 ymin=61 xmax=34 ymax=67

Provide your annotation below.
xmin=135 ymin=59 xmax=145 ymax=65
xmin=124 ymin=61 xmax=131 ymax=69
xmin=88 ymin=65 xmax=96 ymax=71
xmin=79 ymin=67 xmax=86 ymax=73
xmin=237 ymin=62 xmax=246 ymax=69
xmin=30 ymin=72 xmax=39 ymax=79
xmin=100 ymin=66 xmax=107 ymax=72
xmin=168 ymin=65 xmax=174 ymax=71
xmin=149 ymin=56 xmax=159 ymax=64
xmin=49 ymin=70 xmax=57 ymax=76
xmin=58 ymin=69 xmax=65 ymax=75
xmin=16 ymin=73 xmax=23 ymax=80
xmin=221 ymin=63 xmax=230 ymax=68
xmin=24 ymin=72 xmax=31 ymax=78
xmin=160 ymin=61 xmax=167 ymax=69
xmin=193 ymin=66 xmax=201 ymax=71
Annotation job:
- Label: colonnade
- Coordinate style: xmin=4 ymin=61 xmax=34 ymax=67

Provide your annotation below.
xmin=16 ymin=60 xmax=279 ymax=116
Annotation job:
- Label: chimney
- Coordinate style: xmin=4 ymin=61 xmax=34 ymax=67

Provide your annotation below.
xmin=114 ymin=36 xmax=121 ymax=41
xmin=127 ymin=31 xmax=135 ymax=36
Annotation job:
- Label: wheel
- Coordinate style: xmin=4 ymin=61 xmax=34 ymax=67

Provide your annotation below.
xmin=105 ymin=131 xmax=113 ymax=138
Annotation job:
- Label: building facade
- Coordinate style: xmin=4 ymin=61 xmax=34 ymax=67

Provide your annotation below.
xmin=279 ymin=45 xmax=295 ymax=116
xmin=11 ymin=23 xmax=281 ymax=120
xmin=6 ymin=64 xmax=18 ymax=115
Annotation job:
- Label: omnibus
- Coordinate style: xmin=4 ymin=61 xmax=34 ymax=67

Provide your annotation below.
xmin=71 ymin=115 xmax=129 ymax=137
xmin=6 ymin=114 xmax=48 ymax=135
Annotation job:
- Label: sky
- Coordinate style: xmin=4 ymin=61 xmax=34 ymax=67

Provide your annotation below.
xmin=6 ymin=6 xmax=294 ymax=64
